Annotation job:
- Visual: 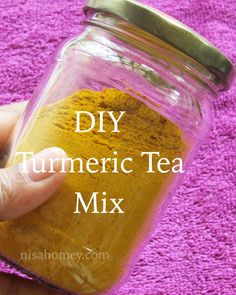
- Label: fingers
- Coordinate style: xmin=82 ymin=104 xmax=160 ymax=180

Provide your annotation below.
xmin=0 ymin=147 xmax=68 ymax=220
xmin=0 ymin=101 xmax=28 ymax=150
xmin=0 ymin=272 xmax=61 ymax=295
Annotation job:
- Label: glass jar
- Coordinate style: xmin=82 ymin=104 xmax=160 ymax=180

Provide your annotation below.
xmin=0 ymin=0 xmax=234 ymax=294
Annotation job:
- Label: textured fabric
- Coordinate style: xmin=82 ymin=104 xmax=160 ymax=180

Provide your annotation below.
xmin=0 ymin=0 xmax=235 ymax=294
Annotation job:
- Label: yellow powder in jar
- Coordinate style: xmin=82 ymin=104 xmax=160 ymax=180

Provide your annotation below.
xmin=0 ymin=88 xmax=186 ymax=294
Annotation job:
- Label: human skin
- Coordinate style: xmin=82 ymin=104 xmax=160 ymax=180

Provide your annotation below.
xmin=0 ymin=101 xmax=66 ymax=294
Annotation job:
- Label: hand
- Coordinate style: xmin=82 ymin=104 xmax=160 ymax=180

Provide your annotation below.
xmin=0 ymin=101 xmax=67 ymax=294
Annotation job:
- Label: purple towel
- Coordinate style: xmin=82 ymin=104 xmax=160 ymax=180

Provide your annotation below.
xmin=0 ymin=0 xmax=235 ymax=294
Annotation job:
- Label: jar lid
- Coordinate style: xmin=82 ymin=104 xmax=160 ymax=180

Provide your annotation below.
xmin=84 ymin=0 xmax=235 ymax=90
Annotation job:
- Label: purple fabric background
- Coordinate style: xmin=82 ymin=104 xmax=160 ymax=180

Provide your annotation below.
xmin=0 ymin=0 xmax=235 ymax=294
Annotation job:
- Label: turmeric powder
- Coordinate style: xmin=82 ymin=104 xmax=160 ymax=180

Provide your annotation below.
xmin=0 ymin=88 xmax=186 ymax=294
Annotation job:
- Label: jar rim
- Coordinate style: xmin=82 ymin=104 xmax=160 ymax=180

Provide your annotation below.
xmin=84 ymin=0 xmax=235 ymax=91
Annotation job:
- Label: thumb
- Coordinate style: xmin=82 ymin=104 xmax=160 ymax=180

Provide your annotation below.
xmin=0 ymin=147 xmax=67 ymax=221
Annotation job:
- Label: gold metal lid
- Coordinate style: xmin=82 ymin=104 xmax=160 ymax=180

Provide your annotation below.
xmin=84 ymin=0 xmax=235 ymax=90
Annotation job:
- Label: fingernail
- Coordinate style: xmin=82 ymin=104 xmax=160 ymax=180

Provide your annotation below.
xmin=0 ymin=112 xmax=18 ymax=127
xmin=19 ymin=147 xmax=67 ymax=182
xmin=0 ymin=101 xmax=28 ymax=114
xmin=0 ymin=103 xmax=26 ymax=128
